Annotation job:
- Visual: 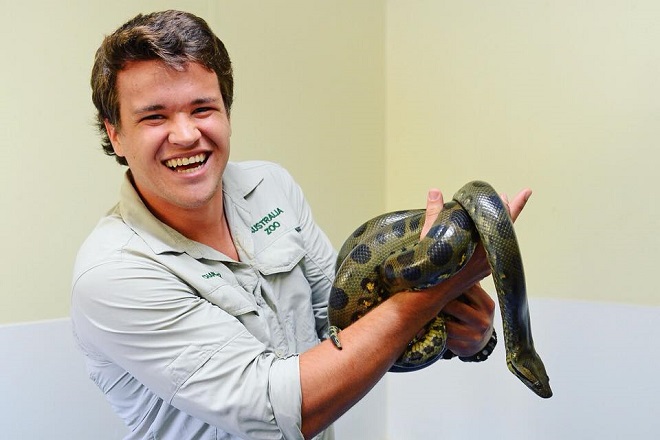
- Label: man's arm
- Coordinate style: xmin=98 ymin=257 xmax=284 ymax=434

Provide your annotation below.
xmin=299 ymin=187 xmax=532 ymax=439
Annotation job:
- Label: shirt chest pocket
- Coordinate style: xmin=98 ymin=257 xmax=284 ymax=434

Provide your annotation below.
xmin=252 ymin=226 xmax=306 ymax=276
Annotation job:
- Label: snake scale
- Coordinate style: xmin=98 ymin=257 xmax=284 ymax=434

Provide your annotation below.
xmin=327 ymin=181 xmax=552 ymax=398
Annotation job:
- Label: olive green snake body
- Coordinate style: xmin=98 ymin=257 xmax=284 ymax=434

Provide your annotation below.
xmin=327 ymin=181 xmax=552 ymax=398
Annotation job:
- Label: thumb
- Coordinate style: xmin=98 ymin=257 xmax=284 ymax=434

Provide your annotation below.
xmin=420 ymin=188 xmax=444 ymax=239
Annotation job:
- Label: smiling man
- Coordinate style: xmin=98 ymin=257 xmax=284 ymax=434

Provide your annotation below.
xmin=71 ymin=10 xmax=530 ymax=440
xmin=105 ymin=59 xmax=236 ymax=258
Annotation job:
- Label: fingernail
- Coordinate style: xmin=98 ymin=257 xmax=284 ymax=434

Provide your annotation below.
xmin=428 ymin=189 xmax=441 ymax=201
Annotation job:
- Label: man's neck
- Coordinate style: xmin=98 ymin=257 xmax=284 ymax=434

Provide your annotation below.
xmin=174 ymin=203 xmax=239 ymax=261
xmin=138 ymin=186 xmax=240 ymax=261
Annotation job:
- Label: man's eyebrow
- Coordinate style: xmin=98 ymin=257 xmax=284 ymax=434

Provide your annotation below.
xmin=191 ymin=96 xmax=221 ymax=106
xmin=133 ymin=104 xmax=165 ymax=115
xmin=133 ymin=97 xmax=221 ymax=115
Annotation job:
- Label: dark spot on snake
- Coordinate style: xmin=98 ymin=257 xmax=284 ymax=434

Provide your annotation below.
xmin=329 ymin=287 xmax=349 ymax=310
xmin=383 ymin=263 xmax=396 ymax=282
xmin=487 ymin=193 xmax=502 ymax=208
xmin=450 ymin=209 xmax=473 ymax=230
xmin=350 ymin=244 xmax=372 ymax=264
xmin=352 ymin=223 xmax=368 ymax=238
xmin=351 ymin=311 xmax=365 ymax=322
xmin=419 ymin=275 xmax=439 ymax=288
xmin=496 ymin=219 xmax=514 ymax=239
xmin=427 ymin=241 xmax=454 ymax=267
xmin=392 ymin=220 xmax=406 ymax=237
xmin=472 ymin=181 xmax=489 ymax=188
xmin=409 ymin=215 xmax=421 ymax=232
xmin=360 ymin=277 xmax=375 ymax=290
xmin=375 ymin=232 xmax=388 ymax=245
xmin=426 ymin=223 xmax=447 ymax=239
xmin=402 ymin=266 xmax=422 ymax=282
xmin=396 ymin=249 xmax=416 ymax=266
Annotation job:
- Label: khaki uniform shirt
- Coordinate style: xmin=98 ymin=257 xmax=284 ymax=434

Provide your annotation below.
xmin=71 ymin=161 xmax=336 ymax=440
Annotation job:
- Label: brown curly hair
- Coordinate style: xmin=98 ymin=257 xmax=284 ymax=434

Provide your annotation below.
xmin=91 ymin=10 xmax=234 ymax=165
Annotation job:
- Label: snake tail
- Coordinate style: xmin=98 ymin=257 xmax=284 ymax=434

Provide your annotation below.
xmin=328 ymin=326 xmax=342 ymax=349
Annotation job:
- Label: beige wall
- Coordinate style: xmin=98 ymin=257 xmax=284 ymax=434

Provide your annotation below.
xmin=2 ymin=1 xmax=657 ymax=324
xmin=0 ymin=0 xmax=385 ymax=324
xmin=386 ymin=1 xmax=660 ymax=306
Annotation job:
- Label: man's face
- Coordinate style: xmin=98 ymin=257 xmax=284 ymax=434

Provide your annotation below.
xmin=106 ymin=60 xmax=231 ymax=216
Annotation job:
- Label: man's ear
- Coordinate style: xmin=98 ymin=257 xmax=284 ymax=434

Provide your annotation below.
xmin=104 ymin=119 xmax=125 ymax=157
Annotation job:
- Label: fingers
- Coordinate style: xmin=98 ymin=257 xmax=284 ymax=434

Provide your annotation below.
xmin=459 ymin=282 xmax=496 ymax=314
xmin=442 ymin=284 xmax=495 ymax=356
xmin=501 ymin=188 xmax=532 ymax=223
xmin=446 ymin=324 xmax=494 ymax=357
xmin=442 ymin=283 xmax=495 ymax=328
xmin=421 ymin=185 xmax=531 ymax=238
xmin=419 ymin=188 xmax=444 ymax=239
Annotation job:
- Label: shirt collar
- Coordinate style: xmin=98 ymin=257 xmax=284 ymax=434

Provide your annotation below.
xmin=221 ymin=161 xmax=264 ymax=201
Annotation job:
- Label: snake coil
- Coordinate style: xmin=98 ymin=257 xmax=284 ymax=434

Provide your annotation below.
xmin=327 ymin=181 xmax=552 ymax=398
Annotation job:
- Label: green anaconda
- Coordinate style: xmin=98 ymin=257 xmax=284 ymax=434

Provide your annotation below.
xmin=327 ymin=181 xmax=552 ymax=398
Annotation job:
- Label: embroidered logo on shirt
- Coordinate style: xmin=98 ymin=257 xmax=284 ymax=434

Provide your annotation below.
xmin=251 ymin=207 xmax=284 ymax=235
xmin=202 ymin=271 xmax=222 ymax=279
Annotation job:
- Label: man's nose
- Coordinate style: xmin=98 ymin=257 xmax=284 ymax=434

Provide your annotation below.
xmin=168 ymin=114 xmax=201 ymax=146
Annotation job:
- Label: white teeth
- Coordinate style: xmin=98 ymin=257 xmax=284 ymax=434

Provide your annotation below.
xmin=165 ymin=153 xmax=207 ymax=170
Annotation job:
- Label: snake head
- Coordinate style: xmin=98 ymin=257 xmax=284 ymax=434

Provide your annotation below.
xmin=507 ymin=350 xmax=553 ymax=399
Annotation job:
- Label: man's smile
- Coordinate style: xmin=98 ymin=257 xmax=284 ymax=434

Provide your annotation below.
xmin=164 ymin=153 xmax=209 ymax=173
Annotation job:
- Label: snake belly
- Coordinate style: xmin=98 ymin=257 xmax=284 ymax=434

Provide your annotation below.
xmin=327 ymin=181 xmax=552 ymax=398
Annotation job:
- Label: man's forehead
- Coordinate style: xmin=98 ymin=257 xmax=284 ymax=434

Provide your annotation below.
xmin=115 ymin=60 xmax=222 ymax=109
xmin=116 ymin=59 xmax=217 ymax=84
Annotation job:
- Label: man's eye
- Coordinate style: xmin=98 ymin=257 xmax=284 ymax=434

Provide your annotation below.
xmin=140 ymin=114 xmax=164 ymax=122
xmin=193 ymin=107 xmax=214 ymax=115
